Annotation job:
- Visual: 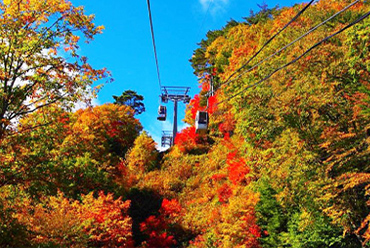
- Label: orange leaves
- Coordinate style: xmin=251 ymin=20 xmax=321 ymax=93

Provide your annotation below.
xmin=13 ymin=191 xmax=134 ymax=247
xmin=79 ymin=192 xmax=134 ymax=248
xmin=227 ymin=152 xmax=250 ymax=185
xmin=3 ymin=103 xmax=142 ymax=195
xmin=5 ymin=0 xmax=370 ymax=246
xmin=211 ymin=173 xmax=228 ymax=182
xmin=217 ymin=183 xmax=232 ymax=203
xmin=201 ymin=78 xmax=210 ymax=92
xmin=96 ymin=25 xmax=105 ymax=33
xmin=218 ymin=111 xmax=236 ymax=136
xmin=70 ymin=34 xmax=80 ymax=43
xmin=67 ymin=104 xmax=142 ymax=163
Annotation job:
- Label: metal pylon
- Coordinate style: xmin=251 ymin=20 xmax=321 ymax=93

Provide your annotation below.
xmin=160 ymin=86 xmax=191 ymax=145
xmin=161 ymin=131 xmax=173 ymax=147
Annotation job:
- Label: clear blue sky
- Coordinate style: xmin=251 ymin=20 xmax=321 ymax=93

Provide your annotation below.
xmin=72 ymin=0 xmax=303 ymax=147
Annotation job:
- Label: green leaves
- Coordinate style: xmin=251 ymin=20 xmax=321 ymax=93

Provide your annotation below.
xmin=113 ymin=90 xmax=145 ymax=115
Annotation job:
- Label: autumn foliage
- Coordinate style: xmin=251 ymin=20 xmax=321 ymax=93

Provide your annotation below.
xmin=1 ymin=0 xmax=370 ymax=247
xmin=2 ymin=190 xmax=133 ymax=247
xmin=136 ymin=0 xmax=370 ymax=246
xmin=139 ymin=199 xmax=182 ymax=248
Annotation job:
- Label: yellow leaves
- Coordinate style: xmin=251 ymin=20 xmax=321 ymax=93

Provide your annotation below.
xmin=298 ymin=209 xmax=316 ymax=232
xmin=96 ymin=25 xmax=105 ymax=33
xmin=357 ymin=214 xmax=370 ymax=245
xmin=3 ymin=0 xmax=11 ymax=5
xmin=81 ymin=74 xmax=89 ymax=81
xmin=337 ymin=173 xmax=370 ymax=193
xmin=8 ymin=190 xmax=133 ymax=247
xmin=56 ymin=104 xmax=142 ymax=171
xmin=339 ymin=132 xmax=356 ymax=139
xmin=126 ymin=131 xmax=157 ymax=171
xmin=0 ymin=0 xmax=110 ymax=135
xmin=57 ymin=1 xmax=72 ymax=13
xmin=319 ymin=141 xmax=331 ymax=149
xmin=321 ymin=173 xmax=370 ymax=240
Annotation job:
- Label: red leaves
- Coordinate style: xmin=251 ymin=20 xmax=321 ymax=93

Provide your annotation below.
xmin=217 ymin=183 xmax=232 ymax=203
xmin=160 ymin=199 xmax=182 ymax=219
xmin=207 ymin=95 xmax=217 ymax=114
xmin=144 ymin=232 xmax=176 ymax=248
xmin=175 ymin=126 xmax=198 ymax=153
xmin=140 ymin=215 xmax=166 ymax=234
xmin=80 ymin=192 xmax=134 ymax=247
xmin=188 ymin=94 xmax=217 ymax=120
xmin=218 ymin=112 xmax=236 ymax=136
xmin=189 ymin=95 xmax=201 ymax=120
xmin=227 ymin=152 xmax=250 ymax=185
xmin=140 ymin=198 xmax=181 ymax=248
xmin=242 ymin=215 xmax=261 ymax=247
xmin=221 ymin=134 xmax=251 ymax=185
xmin=12 ymin=191 xmax=134 ymax=248
xmin=211 ymin=173 xmax=228 ymax=182
xmin=106 ymin=120 xmax=122 ymax=138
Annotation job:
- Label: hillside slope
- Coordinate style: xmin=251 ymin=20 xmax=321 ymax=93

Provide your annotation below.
xmin=128 ymin=0 xmax=370 ymax=247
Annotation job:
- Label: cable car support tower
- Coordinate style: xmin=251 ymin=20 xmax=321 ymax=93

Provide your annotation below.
xmin=160 ymin=86 xmax=191 ymax=146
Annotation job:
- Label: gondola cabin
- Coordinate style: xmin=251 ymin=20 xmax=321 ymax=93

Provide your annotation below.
xmin=195 ymin=111 xmax=208 ymax=134
xmin=157 ymin=105 xmax=167 ymax=121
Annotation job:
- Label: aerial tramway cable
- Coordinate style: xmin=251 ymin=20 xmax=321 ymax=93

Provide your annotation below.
xmin=222 ymin=0 xmax=316 ymax=85
xmin=218 ymin=0 xmax=362 ymax=89
xmin=146 ymin=0 xmax=162 ymax=91
xmin=200 ymin=0 xmax=315 ymax=131
xmin=146 ymin=0 xmax=168 ymax=123
xmin=215 ymin=9 xmax=370 ymax=107
xmin=197 ymin=0 xmax=214 ymax=39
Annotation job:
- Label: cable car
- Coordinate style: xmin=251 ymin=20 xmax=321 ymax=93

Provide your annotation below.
xmin=195 ymin=111 xmax=208 ymax=134
xmin=157 ymin=105 xmax=167 ymax=121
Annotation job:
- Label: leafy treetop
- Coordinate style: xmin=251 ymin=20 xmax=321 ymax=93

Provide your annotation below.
xmin=113 ymin=90 xmax=145 ymax=115
xmin=0 ymin=0 xmax=110 ymax=138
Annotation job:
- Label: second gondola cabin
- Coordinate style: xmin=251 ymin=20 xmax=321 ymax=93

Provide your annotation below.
xmin=157 ymin=105 xmax=167 ymax=121
xmin=195 ymin=111 xmax=208 ymax=134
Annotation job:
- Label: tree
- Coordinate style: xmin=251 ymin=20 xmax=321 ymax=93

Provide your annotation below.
xmin=124 ymin=131 xmax=158 ymax=183
xmin=113 ymin=90 xmax=145 ymax=115
xmin=243 ymin=2 xmax=279 ymax=25
xmin=66 ymin=104 xmax=142 ymax=163
xmin=0 ymin=103 xmax=142 ymax=196
xmin=4 ymin=190 xmax=134 ymax=247
xmin=0 ymin=0 xmax=110 ymax=139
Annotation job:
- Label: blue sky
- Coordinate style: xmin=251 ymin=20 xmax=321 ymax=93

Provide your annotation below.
xmin=72 ymin=0 xmax=303 ymax=147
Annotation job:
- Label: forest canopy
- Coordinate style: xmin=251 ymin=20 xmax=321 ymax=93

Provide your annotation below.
xmin=1 ymin=0 xmax=370 ymax=247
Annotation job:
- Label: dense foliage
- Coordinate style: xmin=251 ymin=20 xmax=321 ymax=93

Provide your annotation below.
xmin=1 ymin=0 xmax=370 ymax=247
xmin=134 ymin=0 xmax=370 ymax=247
xmin=0 ymin=0 xmax=110 ymax=139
